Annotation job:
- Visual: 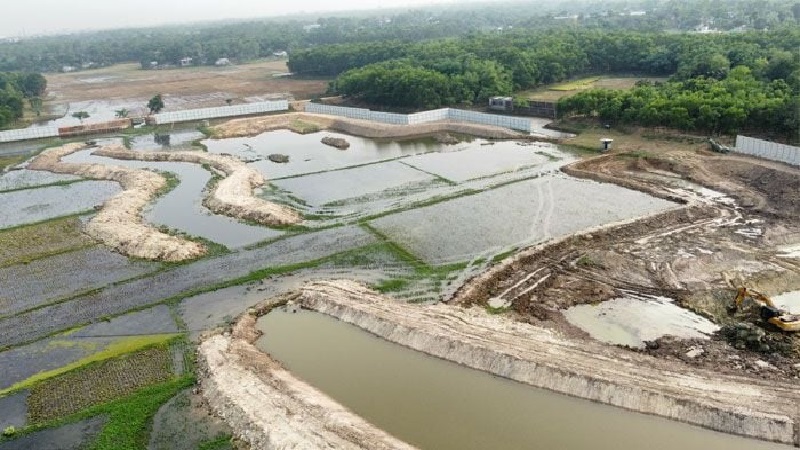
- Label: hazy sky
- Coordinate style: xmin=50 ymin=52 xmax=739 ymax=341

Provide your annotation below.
xmin=1 ymin=0 xmax=467 ymax=36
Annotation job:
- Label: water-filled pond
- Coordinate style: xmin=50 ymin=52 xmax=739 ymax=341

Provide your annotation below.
xmin=256 ymin=310 xmax=788 ymax=450
xmin=202 ymin=130 xmax=442 ymax=178
xmin=563 ymin=294 xmax=720 ymax=348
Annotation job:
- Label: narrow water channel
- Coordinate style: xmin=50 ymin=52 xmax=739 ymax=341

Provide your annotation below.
xmin=256 ymin=310 xmax=790 ymax=450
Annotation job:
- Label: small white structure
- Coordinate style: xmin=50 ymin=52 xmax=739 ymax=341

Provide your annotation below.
xmin=215 ymin=57 xmax=231 ymax=66
xmin=600 ymin=138 xmax=614 ymax=152
xmin=272 ymin=51 xmax=288 ymax=57
xmin=180 ymin=57 xmax=193 ymax=67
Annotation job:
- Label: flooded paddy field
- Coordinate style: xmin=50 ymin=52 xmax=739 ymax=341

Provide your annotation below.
xmin=0 ymin=247 xmax=161 ymax=317
xmin=0 ymin=170 xmax=81 ymax=192
xmin=0 ymin=306 xmax=178 ymax=392
xmin=0 ymin=181 xmax=120 ymax=229
xmin=204 ymin=129 xmax=439 ymax=178
xmin=370 ymin=175 xmax=676 ymax=264
xmin=0 ymin=416 xmax=107 ymax=450
xmin=0 ymin=216 xmax=95 ymax=268
xmin=402 ymin=141 xmax=559 ymax=182
xmin=0 ymin=392 xmax=27 ymax=430
xmin=272 ymin=161 xmax=438 ymax=206
xmin=256 ymin=310 xmax=787 ymax=450
xmin=64 ymin=149 xmax=282 ymax=248
xmin=0 ymin=225 xmax=376 ymax=347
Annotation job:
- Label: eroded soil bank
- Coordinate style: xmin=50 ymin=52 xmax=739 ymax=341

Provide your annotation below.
xmin=210 ymin=112 xmax=531 ymax=140
xmin=197 ymin=293 xmax=417 ymax=450
xmin=199 ymin=281 xmax=800 ymax=447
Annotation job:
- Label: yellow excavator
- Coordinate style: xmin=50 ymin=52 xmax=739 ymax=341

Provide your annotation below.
xmin=731 ymin=287 xmax=800 ymax=332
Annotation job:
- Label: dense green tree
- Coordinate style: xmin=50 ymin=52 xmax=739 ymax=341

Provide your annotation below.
xmin=148 ymin=94 xmax=165 ymax=114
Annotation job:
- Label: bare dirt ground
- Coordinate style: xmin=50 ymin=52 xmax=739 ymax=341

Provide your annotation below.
xmin=452 ymin=144 xmax=800 ymax=381
xmin=44 ymin=60 xmax=329 ymax=108
xmin=211 ymin=112 xmax=530 ymax=140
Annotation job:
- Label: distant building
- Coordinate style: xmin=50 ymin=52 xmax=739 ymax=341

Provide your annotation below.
xmin=215 ymin=58 xmax=231 ymax=66
xmin=629 ymin=11 xmax=647 ymax=16
xmin=62 ymin=65 xmax=77 ymax=73
xmin=489 ymin=96 xmax=513 ymax=111
xmin=180 ymin=57 xmax=193 ymax=67
xmin=272 ymin=51 xmax=288 ymax=57
xmin=303 ymin=24 xmax=321 ymax=32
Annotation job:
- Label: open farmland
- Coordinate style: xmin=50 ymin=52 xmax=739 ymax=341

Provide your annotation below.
xmin=519 ymin=76 xmax=669 ymax=102
xmin=40 ymin=60 xmax=328 ymax=122
xmin=0 ymin=216 xmax=95 ymax=268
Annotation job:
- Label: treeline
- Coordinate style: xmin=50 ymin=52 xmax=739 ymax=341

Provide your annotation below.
xmin=4 ymin=0 xmax=800 ymax=73
xmin=0 ymin=73 xmax=46 ymax=128
xmin=558 ymin=68 xmax=797 ymax=134
xmin=306 ymin=29 xmax=800 ymax=114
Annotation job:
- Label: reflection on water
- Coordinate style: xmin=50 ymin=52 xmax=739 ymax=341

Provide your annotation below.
xmin=257 ymin=310 xmax=788 ymax=450
xmin=203 ymin=130 xmax=441 ymax=178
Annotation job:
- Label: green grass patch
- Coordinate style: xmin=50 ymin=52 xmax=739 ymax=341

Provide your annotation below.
xmin=550 ymin=77 xmax=602 ymax=91
xmin=27 ymin=346 xmax=175 ymax=423
xmin=288 ymin=119 xmax=321 ymax=134
xmin=485 ymin=305 xmax=510 ymax=315
xmin=374 ymin=278 xmax=411 ymax=293
xmin=2 ymin=376 xmax=196 ymax=450
xmin=0 ymin=154 xmax=27 ymax=171
xmin=198 ymin=434 xmax=234 ymax=450
xmin=492 ymin=247 xmax=519 ymax=263
xmin=0 ymin=215 xmax=96 ymax=268
xmin=0 ymin=334 xmax=178 ymax=397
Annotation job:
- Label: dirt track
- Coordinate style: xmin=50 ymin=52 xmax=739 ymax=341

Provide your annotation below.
xmin=45 ymin=61 xmax=328 ymax=105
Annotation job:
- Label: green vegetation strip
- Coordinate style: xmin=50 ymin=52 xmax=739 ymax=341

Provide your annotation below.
xmin=0 ymin=215 xmax=96 ymax=268
xmin=0 ymin=334 xmax=177 ymax=397
xmin=27 ymin=346 xmax=175 ymax=423
xmin=0 ymin=155 xmax=27 ymax=171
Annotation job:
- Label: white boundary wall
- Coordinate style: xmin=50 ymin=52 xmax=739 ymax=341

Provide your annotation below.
xmin=152 ymin=100 xmax=289 ymax=125
xmin=735 ymin=135 xmax=800 ymax=167
xmin=305 ymin=103 xmax=532 ymax=132
xmin=0 ymin=126 xmax=59 ymax=143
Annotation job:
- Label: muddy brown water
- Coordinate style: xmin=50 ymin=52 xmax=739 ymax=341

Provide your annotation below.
xmin=256 ymin=310 xmax=789 ymax=450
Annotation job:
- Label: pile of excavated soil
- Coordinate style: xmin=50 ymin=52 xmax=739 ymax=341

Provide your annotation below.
xmin=94 ymin=147 xmax=301 ymax=226
xmin=28 ymin=143 xmax=205 ymax=261
xmin=211 ymin=112 xmax=528 ymax=141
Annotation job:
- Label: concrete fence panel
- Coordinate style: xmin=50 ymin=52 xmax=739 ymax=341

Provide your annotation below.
xmin=306 ymin=104 xmax=531 ymax=132
xmin=0 ymin=126 xmax=59 ymax=143
xmin=152 ymin=100 xmax=288 ymax=125
xmin=735 ymin=135 xmax=800 ymax=166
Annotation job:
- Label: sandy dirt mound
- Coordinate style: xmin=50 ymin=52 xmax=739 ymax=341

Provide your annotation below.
xmin=28 ymin=143 xmax=205 ymax=261
xmin=93 ymin=147 xmax=301 ymax=226
xmin=211 ymin=112 xmax=528 ymax=140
